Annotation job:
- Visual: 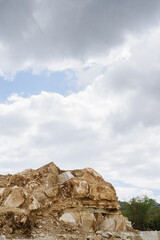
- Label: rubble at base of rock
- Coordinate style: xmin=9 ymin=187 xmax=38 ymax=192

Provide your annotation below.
xmin=0 ymin=162 xmax=139 ymax=239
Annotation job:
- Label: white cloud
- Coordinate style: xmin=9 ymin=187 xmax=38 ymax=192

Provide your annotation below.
xmin=116 ymin=187 xmax=160 ymax=203
xmin=1 ymin=27 xmax=160 ymax=193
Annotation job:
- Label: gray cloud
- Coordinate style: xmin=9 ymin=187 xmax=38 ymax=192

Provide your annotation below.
xmin=0 ymin=0 xmax=160 ymax=75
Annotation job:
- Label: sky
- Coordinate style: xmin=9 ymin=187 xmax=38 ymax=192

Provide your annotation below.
xmin=1 ymin=0 xmax=160 ymax=203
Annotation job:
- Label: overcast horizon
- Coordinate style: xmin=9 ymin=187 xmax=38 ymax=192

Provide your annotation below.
xmin=1 ymin=0 xmax=160 ymax=203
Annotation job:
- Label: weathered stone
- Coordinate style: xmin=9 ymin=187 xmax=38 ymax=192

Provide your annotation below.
xmin=26 ymin=181 xmax=39 ymax=192
xmin=81 ymin=212 xmax=97 ymax=232
xmin=0 ymin=188 xmax=5 ymax=197
xmin=9 ymin=174 xmax=27 ymax=187
xmin=45 ymin=186 xmax=59 ymax=198
xmin=94 ymin=235 xmax=102 ymax=240
xmin=94 ymin=213 xmax=104 ymax=227
xmin=2 ymin=225 xmax=12 ymax=234
xmin=58 ymin=171 xmax=74 ymax=184
xmin=99 ymin=214 xmax=129 ymax=232
xmin=0 ymin=162 xmax=134 ymax=239
xmin=46 ymin=173 xmax=58 ymax=188
xmin=59 ymin=212 xmax=77 ymax=226
xmin=139 ymin=231 xmax=159 ymax=240
xmin=96 ymin=230 xmax=113 ymax=238
xmin=3 ymin=188 xmax=25 ymax=208
xmin=28 ymin=195 xmax=40 ymax=210
xmin=89 ymin=184 xmax=116 ymax=201
xmin=71 ymin=179 xmax=89 ymax=198
xmin=0 ymin=206 xmax=35 ymax=236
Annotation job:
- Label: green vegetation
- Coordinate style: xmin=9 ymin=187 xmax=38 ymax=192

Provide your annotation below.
xmin=119 ymin=196 xmax=160 ymax=231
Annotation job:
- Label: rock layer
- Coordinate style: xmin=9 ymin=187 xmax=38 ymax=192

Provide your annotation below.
xmin=0 ymin=162 xmax=133 ymax=239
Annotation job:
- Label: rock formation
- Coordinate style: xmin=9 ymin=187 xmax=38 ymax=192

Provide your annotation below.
xmin=0 ymin=162 xmax=134 ymax=239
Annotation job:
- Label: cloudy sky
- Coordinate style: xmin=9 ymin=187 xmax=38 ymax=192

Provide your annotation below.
xmin=1 ymin=0 xmax=160 ymax=202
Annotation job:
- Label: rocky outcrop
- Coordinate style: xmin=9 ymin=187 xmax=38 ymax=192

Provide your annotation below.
xmin=0 ymin=162 xmax=134 ymax=239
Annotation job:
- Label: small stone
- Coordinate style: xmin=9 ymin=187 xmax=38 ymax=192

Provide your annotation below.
xmin=28 ymin=195 xmax=40 ymax=210
xmin=0 ymin=188 xmax=5 ymax=197
xmin=59 ymin=212 xmax=77 ymax=226
xmin=94 ymin=235 xmax=102 ymax=240
xmin=3 ymin=188 xmax=24 ymax=208
xmin=2 ymin=225 xmax=13 ymax=234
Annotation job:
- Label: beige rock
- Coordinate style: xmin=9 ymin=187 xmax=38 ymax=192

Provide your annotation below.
xmin=3 ymin=187 xmax=24 ymax=208
xmin=139 ymin=231 xmax=159 ymax=240
xmin=19 ymin=168 xmax=33 ymax=176
xmin=0 ymin=162 xmax=134 ymax=239
xmin=28 ymin=195 xmax=40 ymax=210
xmin=100 ymin=214 xmax=129 ymax=232
xmin=94 ymin=213 xmax=104 ymax=225
xmin=58 ymin=171 xmax=74 ymax=184
xmin=26 ymin=181 xmax=39 ymax=192
xmin=81 ymin=212 xmax=97 ymax=232
xmin=46 ymin=173 xmax=58 ymax=188
xmin=9 ymin=174 xmax=28 ymax=187
xmin=71 ymin=179 xmax=89 ymax=198
xmin=45 ymin=185 xmax=59 ymax=198
xmin=2 ymin=224 xmax=12 ymax=234
xmin=89 ymin=184 xmax=116 ymax=201
xmin=84 ymin=168 xmax=103 ymax=178
xmin=94 ymin=235 xmax=102 ymax=240
xmin=0 ymin=188 xmax=5 ymax=197
xmin=96 ymin=230 xmax=113 ymax=238
xmin=59 ymin=212 xmax=77 ymax=226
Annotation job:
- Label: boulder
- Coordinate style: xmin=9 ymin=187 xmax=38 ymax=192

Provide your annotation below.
xmin=3 ymin=187 xmax=25 ymax=208
xmin=70 ymin=179 xmax=89 ymax=198
xmin=59 ymin=212 xmax=77 ymax=226
xmin=58 ymin=171 xmax=74 ymax=184
xmin=99 ymin=214 xmax=129 ymax=232
xmin=0 ymin=162 xmax=134 ymax=238
xmin=80 ymin=212 xmax=97 ymax=232
xmin=28 ymin=195 xmax=40 ymax=210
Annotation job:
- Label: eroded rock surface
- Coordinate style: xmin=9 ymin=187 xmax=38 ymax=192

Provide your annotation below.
xmin=0 ymin=162 xmax=134 ymax=239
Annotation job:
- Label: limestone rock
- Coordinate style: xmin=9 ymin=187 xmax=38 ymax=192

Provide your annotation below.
xmin=59 ymin=212 xmax=77 ymax=226
xmin=70 ymin=179 xmax=89 ymax=198
xmin=94 ymin=235 xmax=102 ymax=240
xmin=0 ymin=188 xmax=5 ymax=197
xmin=44 ymin=185 xmax=59 ymax=198
xmin=3 ymin=187 xmax=25 ymax=208
xmin=26 ymin=181 xmax=39 ymax=192
xmin=2 ymin=224 xmax=13 ymax=234
xmin=99 ymin=214 xmax=130 ymax=232
xmin=80 ymin=212 xmax=97 ymax=232
xmin=28 ymin=195 xmax=40 ymax=210
xmin=0 ymin=162 xmax=133 ymax=239
xmin=57 ymin=171 xmax=74 ymax=184
xmin=9 ymin=174 xmax=28 ymax=187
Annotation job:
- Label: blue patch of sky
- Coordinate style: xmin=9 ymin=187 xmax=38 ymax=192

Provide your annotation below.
xmin=0 ymin=69 xmax=78 ymax=103
xmin=108 ymin=179 xmax=135 ymax=188
xmin=109 ymin=179 xmax=160 ymax=198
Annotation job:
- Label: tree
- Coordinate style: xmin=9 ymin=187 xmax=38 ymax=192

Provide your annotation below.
xmin=121 ymin=196 xmax=157 ymax=230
